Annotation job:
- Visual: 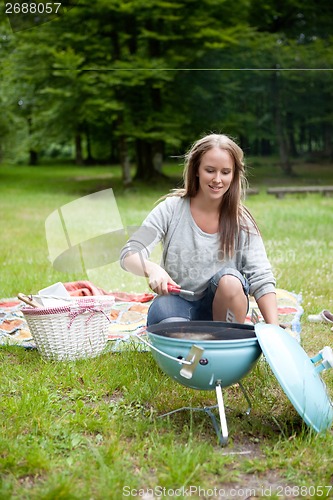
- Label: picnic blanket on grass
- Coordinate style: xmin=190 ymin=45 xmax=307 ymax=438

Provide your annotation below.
xmin=0 ymin=287 xmax=303 ymax=351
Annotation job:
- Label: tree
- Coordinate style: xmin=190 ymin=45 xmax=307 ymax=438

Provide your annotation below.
xmin=246 ymin=0 xmax=333 ymax=172
xmin=2 ymin=0 xmax=333 ymax=177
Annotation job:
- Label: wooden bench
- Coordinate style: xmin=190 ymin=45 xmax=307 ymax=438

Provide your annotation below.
xmin=267 ymin=186 xmax=333 ymax=199
xmin=246 ymin=188 xmax=259 ymax=196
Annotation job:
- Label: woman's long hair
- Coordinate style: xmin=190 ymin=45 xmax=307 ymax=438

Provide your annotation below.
xmin=169 ymin=133 xmax=259 ymax=258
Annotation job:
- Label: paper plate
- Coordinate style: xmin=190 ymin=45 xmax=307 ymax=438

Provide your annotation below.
xmin=255 ymin=324 xmax=333 ymax=432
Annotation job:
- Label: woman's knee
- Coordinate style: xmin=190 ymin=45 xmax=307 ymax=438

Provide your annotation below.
xmin=212 ymin=274 xmax=248 ymax=322
xmin=216 ymin=274 xmax=244 ymax=298
xmin=211 ymin=267 xmax=249 ymax=297
xmin=147 ymin=295 xmax=191 ymax=325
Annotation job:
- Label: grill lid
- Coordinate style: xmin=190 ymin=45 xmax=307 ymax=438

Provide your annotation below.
xmin=255 ymin=323 xmax=333 ymax=433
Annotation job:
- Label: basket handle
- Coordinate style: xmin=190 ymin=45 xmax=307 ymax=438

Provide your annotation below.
xmin=17 ymin=293 xmax=41 ymax=308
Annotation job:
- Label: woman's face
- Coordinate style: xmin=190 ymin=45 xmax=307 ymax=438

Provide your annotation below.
xmin=196 ymin=147 xmax=234 ymax=201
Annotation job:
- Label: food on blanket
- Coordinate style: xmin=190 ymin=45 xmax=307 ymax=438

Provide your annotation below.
xmin=0 ymin=319 xmax=25 ymax=333
xmin=108 ymin=322 xmax=145 ymax=333
xmin=121 ymin=311 xmax=145 ymax=323
xmin=110 ymin=310 xmax=120 ymax=320
xmin=13 ymin=329 xmax=32 ymax=340
xmin=129 ymin=303 xmax=150 ymax=314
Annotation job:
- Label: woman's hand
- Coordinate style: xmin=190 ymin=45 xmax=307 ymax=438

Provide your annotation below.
xmin=147 ymin=262 xmax=179 ymax=295
xmin=122 ymin=253 xmax=179 ymax=295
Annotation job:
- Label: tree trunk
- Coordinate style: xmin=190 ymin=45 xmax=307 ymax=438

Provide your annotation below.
xmin=152 ymin=140 xmax=164 ymax=173
xmin=75 ymin=133 xmax=84 ymax=165
xmin=277 ymin=132 xmax=291 ymax=174
xmin=85 ymin=126 xmax=94 ymax=164
xmin=135 ymin=139 xmax=153 ymax=180
xmin=272 ymin=72 xmax=293 ymax=175
xmin=29 ymin=150 xmax=38 ymax=166
xmin=261 ymin=139 xmax=272 ymax=156
xmin=286 ymin=112 xmax=297 ymax=157
xmin=307 ymin=126 xmax=313 ymax=154
xmin=134 ymin=139 xmax=167 ymax=181
xmin=27 ymin=117 xmax=38 ymax=165
xmin=323 ymin=123 xmax=333 ymax=160
xmin=119 ymin=136 xmax=132 ymax=185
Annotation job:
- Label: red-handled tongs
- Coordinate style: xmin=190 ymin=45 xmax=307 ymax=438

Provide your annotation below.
xmin=167 ymin=284 xmax=195 ymax=297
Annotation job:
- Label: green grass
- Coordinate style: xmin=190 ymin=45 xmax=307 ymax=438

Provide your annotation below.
xmin=1 ymin=160 xmax=333 ymax=499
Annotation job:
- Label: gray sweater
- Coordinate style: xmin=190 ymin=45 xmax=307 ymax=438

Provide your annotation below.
xmin=120 ymin=196 xmax=276 ymax=301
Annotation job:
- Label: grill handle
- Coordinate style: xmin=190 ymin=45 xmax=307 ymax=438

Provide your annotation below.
xmin=133 ymin=333 xmax=204 ymax=367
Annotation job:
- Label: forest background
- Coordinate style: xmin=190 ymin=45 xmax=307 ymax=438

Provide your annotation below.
xmin=1 ymin=0 xmax=333 ymax=184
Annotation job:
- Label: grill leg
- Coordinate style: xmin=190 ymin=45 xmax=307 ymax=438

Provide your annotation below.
xmin=215 ymin=381 xmax=228 ymax=446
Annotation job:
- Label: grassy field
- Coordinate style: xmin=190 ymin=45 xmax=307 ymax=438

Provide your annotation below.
xmin=0 ymin=159 xmax=333 ymax=499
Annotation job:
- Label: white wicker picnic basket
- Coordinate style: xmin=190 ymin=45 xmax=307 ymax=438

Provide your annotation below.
xmin=22 ymin=297 xmax=114 ymax=361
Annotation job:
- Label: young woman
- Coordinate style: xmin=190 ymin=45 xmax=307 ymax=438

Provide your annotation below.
xmin=120 ymin=133 xmax=279 ymax=326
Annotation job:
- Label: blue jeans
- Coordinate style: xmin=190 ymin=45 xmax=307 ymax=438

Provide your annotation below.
xmin=147 ymin=267 xmax=249 ymax=325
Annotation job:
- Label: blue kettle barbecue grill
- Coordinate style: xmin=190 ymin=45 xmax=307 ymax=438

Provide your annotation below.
xmin=144 ymin=321 xmax=333 ymax=445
